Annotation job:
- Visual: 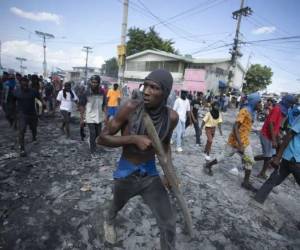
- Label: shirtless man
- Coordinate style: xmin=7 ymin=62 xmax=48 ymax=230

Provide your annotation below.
xmin=97 ymin=69 xmax=178 ymax=249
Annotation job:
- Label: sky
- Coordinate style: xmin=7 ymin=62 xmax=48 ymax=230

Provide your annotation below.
xmin=0 ymin=0 xmax=299 ymax=94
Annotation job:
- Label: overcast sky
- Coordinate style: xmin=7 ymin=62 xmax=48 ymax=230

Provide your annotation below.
xmin=0 ymin=0 xmax=299 ymax=93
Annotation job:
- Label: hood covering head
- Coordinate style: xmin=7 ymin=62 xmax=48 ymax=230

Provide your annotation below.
xmin=145 ymin=69 xmax=173 ymax=103
xmin=280 ymin=95 xmax=296 ymax=116
xmin=244 ymin=92 xmax=261 ymax=120
xmin=129 ymin=69 xmax=173 ymax=143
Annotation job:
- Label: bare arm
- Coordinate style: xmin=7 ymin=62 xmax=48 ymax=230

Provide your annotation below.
xmin=200 ymin=120 xmax=205 ymax=135
xmin=79 ymin=105 xmax=85 ymax=126
xmin=272 ymin=130 xmax=295 ymax=166
xmin=269 ymin=122 xmax=278 ymax=147
xmin=97 ymin=100 xmax=151 ymax=150
xmin=187 ymin=111 xmax=193 ymax=125
xmin=218 ymin=123 xmax=223 ymax=136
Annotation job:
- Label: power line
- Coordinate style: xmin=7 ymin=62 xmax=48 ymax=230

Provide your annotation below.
xmin=135 ymin=0 xmax=200 ymax=42
xmin=243 ymin=36 xmax=300 ymax=45
xmin=243 ymin=41 xmax=299 ymax=78
xmin=253 ymin=13 xmax=291 ymax=36
xmin=135 ymin=0 xmax=229 ymax=44
xmin=190 ymin=33 xmax=234 ymax=55
xmin=188 ymin=34 xmax=300 ymax=56
xmin=152 ymin=0 xmax=226 ymax=28
xmin=117 ymin=0 xmax=229 ymax=45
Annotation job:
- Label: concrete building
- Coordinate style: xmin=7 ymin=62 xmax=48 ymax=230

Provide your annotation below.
xmin=65 ymin=66 xmax=101 ymax=84
xmin=124 ymin=49 xmax=245 ymax=93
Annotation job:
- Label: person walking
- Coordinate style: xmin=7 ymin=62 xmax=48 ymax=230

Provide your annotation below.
xmin=106 ymin=83 xmax=121 ymax=120
xmin=200 ymin=101 xmax=223 ymax=161
xmin=56 ymin=81 xmax=78 ymax=138
xmin=97 ymin=69 xmax=178 ymax=249
xmin=255 ymin=95 xmax=296 ymax=179
xmin=172 ymin=90 xmax=192 ymax=152
xmin=204 ymin=93 xmax=261 ymax=192
xmin=190 ymin=92 xmax=203 ymax=146
xmin=79 ymin=75 xmax=105 ymax=157
xmin=14 ymin=77 xmax=41 ymax=156
xmin=254 ymin=114 xmax=300 ymax=204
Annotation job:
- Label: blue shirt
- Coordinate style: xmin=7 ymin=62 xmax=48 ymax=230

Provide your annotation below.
xmin=283 ymin=116 xmax=300 ymax=163
xmin=113 ymin=157 xmax=159 ymax=179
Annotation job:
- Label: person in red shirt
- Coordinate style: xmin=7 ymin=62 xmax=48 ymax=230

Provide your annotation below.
xmin=255 ymin=95 xmax=296 ymax=179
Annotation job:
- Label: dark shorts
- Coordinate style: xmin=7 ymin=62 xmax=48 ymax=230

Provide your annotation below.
xmin=60 ymin=110 xmax=71 ymax=123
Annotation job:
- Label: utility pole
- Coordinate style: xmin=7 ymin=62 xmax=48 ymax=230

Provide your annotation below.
xmin=35 ymin=30 xmax=55 ymax=78
xmin=16 ymin=57 xmax=27 ymax=74
xmin=117 ymin=0 xmax=129 ymax=86
xmin=227 ymin=0 xmax=252 ymax=87
xmin=21 ymin=66 xmax=27 ymax=74
xmin=82 ymin=46 xmax=93 ymax=84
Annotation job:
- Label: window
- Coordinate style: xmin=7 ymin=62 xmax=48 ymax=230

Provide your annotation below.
xmin=127 ymin=60 xmax=181 ymax=72
xmin=216 ymin=67 xmax=225 ymax=76
xmin=145 ymin=61 xmax=163 ymax=71
xmin=126 ymin=61 xmax=146 ymax=71
xmin=187 ymin=64 xmax=205 ymax=69
xmin=164 ymin=61 xmax=179 ymax=72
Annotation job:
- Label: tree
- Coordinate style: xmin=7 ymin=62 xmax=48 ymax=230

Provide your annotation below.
xmin=102 ymin=57 xmax=118 ymax=78
xmin=243 ymin=64 xmax=273 ymax=94
xmin=126 ymin=26 xmax=177 ymax=56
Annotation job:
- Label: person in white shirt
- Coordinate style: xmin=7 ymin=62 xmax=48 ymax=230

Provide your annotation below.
xmin=56 ymin=81 xmax=78 ymax=138
xmin=172 ymin=90 xmax=192 ymax=152
xmin=79 ymin=75 xmax=105 ymax=157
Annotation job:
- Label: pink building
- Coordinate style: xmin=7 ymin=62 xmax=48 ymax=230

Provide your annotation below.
xmin=124 ymin=49 xmax=245 ymax=93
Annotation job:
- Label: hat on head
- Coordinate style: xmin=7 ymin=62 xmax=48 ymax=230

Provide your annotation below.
xmin=145 ymin=69 xmax=173 ymax=101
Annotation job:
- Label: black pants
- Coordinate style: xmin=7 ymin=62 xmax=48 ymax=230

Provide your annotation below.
xmin=107 ymin=175 xmax=176 ymax=250
xmin=18 ymin=115 xmax=38 ymax=150
xmin=87 ymin=123 xmax=102 ymax=153
xmin=254 ymin=159 xmax=300 ymax=204
xmin=193 ymin=120 xmax=201 ymax=144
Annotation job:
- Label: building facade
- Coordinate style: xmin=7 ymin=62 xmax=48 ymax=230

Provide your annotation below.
xmin=65 ymin=67 xmax=101 ymax=84
xmin=124 ymin=49 xmax=245 ymax=93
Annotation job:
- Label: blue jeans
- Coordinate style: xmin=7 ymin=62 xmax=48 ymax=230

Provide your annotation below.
xmin=172 ymin=120 xmax=185 ymax=148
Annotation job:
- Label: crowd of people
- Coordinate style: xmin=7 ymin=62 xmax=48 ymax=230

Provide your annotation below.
xmin=1 ymin=68 xmax=299 ymax=249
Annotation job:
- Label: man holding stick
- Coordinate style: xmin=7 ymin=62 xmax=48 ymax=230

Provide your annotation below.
xmin=97 ymin=69 xmax=179 ymax=249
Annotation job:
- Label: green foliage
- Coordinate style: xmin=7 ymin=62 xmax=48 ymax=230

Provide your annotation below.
xmin=126 ymin=26 xmax=176 ymax=56
xmin=102 ymin=57 xmax=118 ymax=77
xmin=243 ymin=64 xmax=273 ymax=94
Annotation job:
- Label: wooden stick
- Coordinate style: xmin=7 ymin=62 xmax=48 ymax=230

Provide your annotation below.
xmin=143 ymin=112 xmax=193 ymax=237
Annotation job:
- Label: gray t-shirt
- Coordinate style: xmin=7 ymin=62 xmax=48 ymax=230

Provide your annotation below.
xmin=79 ymin=93 xmax=104 ymax=124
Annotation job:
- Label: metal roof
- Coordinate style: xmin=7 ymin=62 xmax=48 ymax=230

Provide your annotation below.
xmin=126 ymin=49 xmax=245 ymax=72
